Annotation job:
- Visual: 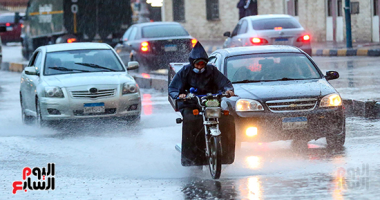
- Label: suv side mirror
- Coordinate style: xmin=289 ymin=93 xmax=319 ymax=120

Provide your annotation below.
xmin=223 ymin=31 xmax=231 ymax=37
xmin=127 ymin=61 xmax=139 ymax=70
xmin=25 ymin=66 xmax=38 ymax=76
xmin=325 ymin=71 xmax=339 ymax=80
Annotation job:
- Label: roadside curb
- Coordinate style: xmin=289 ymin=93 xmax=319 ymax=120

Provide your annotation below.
xmin=202 ymin=45 xmax=380 ymax=57
xmin=1 ymin=61 xmax=27 ymax=72
xmin=312 ymin=48 xmax=380 ymax=57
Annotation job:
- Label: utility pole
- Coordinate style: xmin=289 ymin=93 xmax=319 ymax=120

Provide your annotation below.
xmin=344 ymin=0 xmax=352 ymax=48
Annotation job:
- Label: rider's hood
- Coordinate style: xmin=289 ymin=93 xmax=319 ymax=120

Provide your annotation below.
xmin=189 ymin=42 xmax=209 ymax=66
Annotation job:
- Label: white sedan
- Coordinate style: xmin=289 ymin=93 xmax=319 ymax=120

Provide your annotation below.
xmin=20 ymin=43 xmax=141 ymax=126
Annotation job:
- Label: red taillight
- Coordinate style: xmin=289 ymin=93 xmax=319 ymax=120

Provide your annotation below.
xmin=191 ymin=39 xmax=197 ymax=47
xmin=67 ymin=38 xmax=77 ymax=43
xmin=251 ymin=38 xmax=268 ymax=45
xmin=141 ymin=41 xmax=149 ymax=52
xmin=6 ymin=23 xmax=10 ymax=26
xmin=274 ymin=27 xmax=283 ymax=30
xmin=297 ymin=35 xmax=311 ymax=42
xmin=21 ymin=24 xmax=24 ymax=28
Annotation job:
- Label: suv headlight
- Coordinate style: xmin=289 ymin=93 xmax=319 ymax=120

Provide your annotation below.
xmin=320 ymin=93 xmax=342 ymax=107
xmin=45 ymin=87 xmax=64 ymax=98
xmin=122 ymin=83 xmax=139 ymax=95
xmin=236 ymin=99 xmax=264 ymax=111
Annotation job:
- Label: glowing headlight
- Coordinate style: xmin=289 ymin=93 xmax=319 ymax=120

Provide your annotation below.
xmin=122 ymin=83 xmax=139 ymax=95
xmin=45 ymin=87 xmax=64 ymax=98
xmin=236 ymin=99 xmax=264 ymax=111
xmin=204 ymin=107 xmax=221 ymax=118
xmin=320 ymin=94 xmax=342 ymax=107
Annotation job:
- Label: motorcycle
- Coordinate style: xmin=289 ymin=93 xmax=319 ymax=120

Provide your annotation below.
xmin=176 ymin=88 xmax=230 ymax=179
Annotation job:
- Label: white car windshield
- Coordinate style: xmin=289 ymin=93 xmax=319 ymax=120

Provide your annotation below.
xmin=226 ymin=53 xmax=321 ymax=83
xmin=44 ymin=49 xmax=125 ymax=75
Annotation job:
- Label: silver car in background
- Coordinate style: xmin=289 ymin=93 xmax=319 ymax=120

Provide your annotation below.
xmin=223 ymin=14 xmax=312 ymax=56
xmin=20 ymin=43 xmax=141 ymax=126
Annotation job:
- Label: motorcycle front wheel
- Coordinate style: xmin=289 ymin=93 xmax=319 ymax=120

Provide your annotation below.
xmin=208 ymin=136 xmax=222 ymax=179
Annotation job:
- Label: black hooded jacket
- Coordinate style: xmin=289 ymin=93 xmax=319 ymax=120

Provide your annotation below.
xmin=168 ymin=42 xmax=234 ymax=99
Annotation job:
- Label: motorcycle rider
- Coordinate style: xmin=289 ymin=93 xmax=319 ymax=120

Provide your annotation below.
xmin=169 ymin=42 xmax=235 ymax=166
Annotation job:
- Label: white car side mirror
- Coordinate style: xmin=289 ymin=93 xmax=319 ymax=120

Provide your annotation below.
xmin=25 ymin=66 xmax=38 ymax=75
xmin=127 ymin=61 xmax=139 ymax=70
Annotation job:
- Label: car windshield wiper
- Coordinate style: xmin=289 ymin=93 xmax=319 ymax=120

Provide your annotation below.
xmin=232 ymin=80 xmax=262 ymax=84
xmin=48 ymin=67 xmax=90 ymax=72
xmin=75 ymin=62 xmax=117 ymax=72
xmin=275 ymin=77 xmax=305 ymax=81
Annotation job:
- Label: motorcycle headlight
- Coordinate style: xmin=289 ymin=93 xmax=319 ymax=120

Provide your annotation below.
xmin=236 ymin=99 xmax=264 ymax=111
xmin=320 ymin=93 xmax=342 ymax=107
xmin=205 ymin=107 xmax=222 ymax=118
xmin=122 ymin=83 xmax=139 ymax=95
xmin=45 ymin=87 xmax=64 ymax=98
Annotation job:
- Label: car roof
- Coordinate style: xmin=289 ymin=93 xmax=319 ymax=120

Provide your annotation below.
xmin=133 ymin=22 xmax=183 ymax=28
xmin=242 ymin=14 xmax=295 ymax=21
xmin=212 ymin=46 xmax=303 ymax=57
xmin=43 ymin=42 xmax=111 ymax=53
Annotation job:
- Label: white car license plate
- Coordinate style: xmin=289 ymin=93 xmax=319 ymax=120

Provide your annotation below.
xmin=6 ymin=27 xmax=13 ymax=31
xmin=164 ymin=44 xmax=178 ymax=52
xmin=282 ymin=117 xmax=308 ymax=130
xmin=274 ymin=38 xmax=289 ymax=45
xmin=84 ymin=103 xmax=105 ymax=114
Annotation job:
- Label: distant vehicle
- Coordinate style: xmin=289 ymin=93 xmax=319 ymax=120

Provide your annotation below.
xmin=18 ymin=0 xmax=132 ymax=60
xmin=0 ymin=12 xmax=24 ymax=44
xmin=169 ymin=46 xmax=345 ymax=149
xmin=115 ymin=22 xmax=197 ymax=72
xmin=223 ymin=15 xmax=312 ymax=56
xmin=20 ymin=43 xmax=141 ymax=126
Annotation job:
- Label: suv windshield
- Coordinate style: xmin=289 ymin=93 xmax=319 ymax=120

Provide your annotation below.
xmin=142 ymin=25 xmax=189 ymax=38
xmin=44 ymin=49 xmax=125 ymax=75
xmin=251 ymin=18 xmax=301 ymax=30
xmin=226 ymin=53 xmax=321 ymax=83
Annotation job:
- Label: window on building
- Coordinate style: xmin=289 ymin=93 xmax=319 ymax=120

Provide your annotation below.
xmin=206 ymin=0 xmax=219 ymax=20
xmin=375 ymin=0 xmax=379 ymax=16
xmin=337 ymin=0 xmax=342 ymax=16
xmin=294 ymin=0 xmax=299 ymax=16
xmin=328 ymin=0 xmax=332 ymax=16
xmin=173 ymin=0 xmax=185 ymax=22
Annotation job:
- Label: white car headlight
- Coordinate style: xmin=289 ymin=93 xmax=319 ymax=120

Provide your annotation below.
xmin=236 ymin=99 xmax=264 ymax=111
xmin=205 ymin=107 xmax=222 ymax=118
xmin=122 ymin=83 xmax=139 ymax=95
xmin=45 ymin=87 xmax=64 ymax=98
xmin=320 ymin=93 xmax=342 ymax=107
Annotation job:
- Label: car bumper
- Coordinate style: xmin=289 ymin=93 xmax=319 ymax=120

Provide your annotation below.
xmin=136 ymin=52 xmax=189 ymax=70
xmin=231 ymin=106 xmax=345 ymax=142
xmin=39 ymin=93 xmax=141 ymax=121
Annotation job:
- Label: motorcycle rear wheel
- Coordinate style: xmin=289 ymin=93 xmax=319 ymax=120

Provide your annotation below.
xmin=208 ymin=136 xmax=222 ymax=179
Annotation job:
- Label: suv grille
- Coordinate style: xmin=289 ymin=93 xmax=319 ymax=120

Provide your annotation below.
xmin=71 ymin=89 xmax=116 ymax=99
xmin=266 ymin=98 xmax=317 ymax=112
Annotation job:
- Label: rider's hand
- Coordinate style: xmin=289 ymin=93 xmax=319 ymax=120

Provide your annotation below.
xmin=178 ymin=94 xmax=187 ymax=99
xmin=225 ymin=90 xmax=235 ymax=97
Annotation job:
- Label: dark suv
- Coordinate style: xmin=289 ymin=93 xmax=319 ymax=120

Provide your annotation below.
xmin=0 ymin=13 xmax=23 ymax=45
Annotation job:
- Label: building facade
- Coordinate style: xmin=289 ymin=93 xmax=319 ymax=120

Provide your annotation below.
xmin=162 ymin=0 xmax=380 ymax=42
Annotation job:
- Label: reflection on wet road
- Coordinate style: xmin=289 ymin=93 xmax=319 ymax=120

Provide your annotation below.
xmin=1 ymin=55 xmax=380 ymax=199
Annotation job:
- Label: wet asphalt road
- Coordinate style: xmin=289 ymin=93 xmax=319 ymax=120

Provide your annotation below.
xmin=1 ymin=46 xmax=380 ymax=199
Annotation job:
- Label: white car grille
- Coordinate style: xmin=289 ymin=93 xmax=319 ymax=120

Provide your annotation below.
xmin=266 ymin=98 xmax=317 ymax=112
xmin=71 ymin=89 xmax=116 ymax=99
